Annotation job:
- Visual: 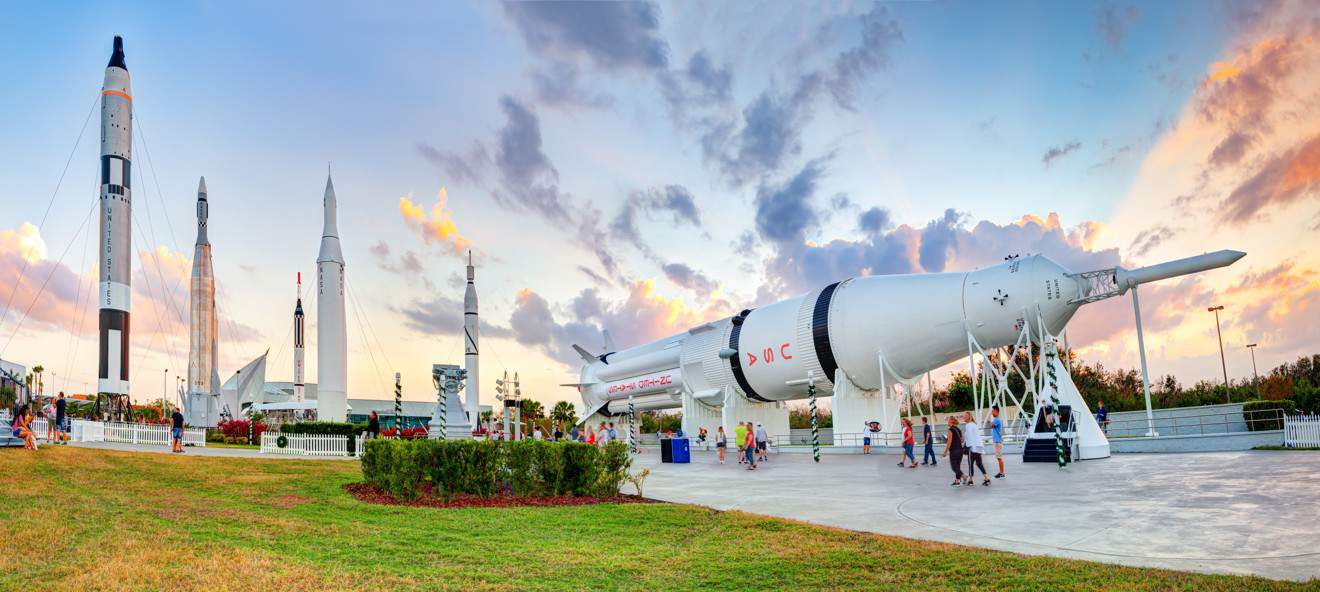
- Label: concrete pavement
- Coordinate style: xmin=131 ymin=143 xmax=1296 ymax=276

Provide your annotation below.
xmin=629 ymin=447 xmax=1320 ymax=582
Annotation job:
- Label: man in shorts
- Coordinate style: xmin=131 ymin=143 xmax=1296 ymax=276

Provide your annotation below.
xmin=755 ymin=422 xmax=768 ymax=462
xmin=734 ymin=421 xmax=748 ymax=464
xmin=55 ymin=392 xmax=68 ymax=445
xmin=990 ymin=405 xmax=1005 ymax=479
xmin=171 ymin=407 xmax=186 ymax=453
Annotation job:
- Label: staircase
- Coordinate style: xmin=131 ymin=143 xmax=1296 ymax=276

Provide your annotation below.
xmin=1022 ymin=405 xmax=1075 ymax=463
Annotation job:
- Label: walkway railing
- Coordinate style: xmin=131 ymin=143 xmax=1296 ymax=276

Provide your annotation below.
xmin=260 ymin=432 xmax=355 ymax=457
xmin=1284 ymin=415 xmax=1320 ymax=448
xmin=1100 ymin=408 xmax=1282 ymax=438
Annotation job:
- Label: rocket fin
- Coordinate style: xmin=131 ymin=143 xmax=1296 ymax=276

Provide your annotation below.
xmin=602 ymin=329 xmax=617 ymax=352
xmin=571 ymin=344 xmax=600 ymax=364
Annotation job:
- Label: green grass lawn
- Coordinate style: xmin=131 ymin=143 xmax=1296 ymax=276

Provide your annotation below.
xmin=3 ymin=447 xmax=1316 ymax=591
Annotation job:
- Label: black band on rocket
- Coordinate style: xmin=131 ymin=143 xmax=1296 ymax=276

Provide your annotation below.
xmin=728 ymin=311 xmax=771 ymax=402
xmin=812 ymin=282 xmax=841 ymax=384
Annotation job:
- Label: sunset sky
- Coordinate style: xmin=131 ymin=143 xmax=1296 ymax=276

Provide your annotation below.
xmin=2 ymin=1 xmax=1318 ymax=410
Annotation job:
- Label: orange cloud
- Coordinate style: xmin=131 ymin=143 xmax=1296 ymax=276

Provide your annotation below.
xmin=399 ymin=188 xmax=471 ymax=256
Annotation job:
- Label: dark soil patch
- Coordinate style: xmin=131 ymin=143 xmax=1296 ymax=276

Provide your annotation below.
xmin=343 ymin=482 xmax=654 ymax=509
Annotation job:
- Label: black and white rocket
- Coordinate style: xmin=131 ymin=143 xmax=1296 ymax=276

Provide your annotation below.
xmin=186 ymin=177 xmax=220 ymax=425
xmin=316 ymin=174 xmax=347 ymax=421
xmin=464 ymin=251 xmax=479 ymax=426
xmin=293 ymin=272 xmax=305 ymax=402
xmin=98 ymin=36 xmax=132 ymax=397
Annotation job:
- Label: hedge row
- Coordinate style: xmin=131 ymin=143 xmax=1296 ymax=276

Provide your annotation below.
xmin=361 ymin=439 xmax=631 ymax=501
xmin=1243 ymin=399 xmax=1296 ymax=431
xmin=280 ymin=421 xmax=367 ymax=455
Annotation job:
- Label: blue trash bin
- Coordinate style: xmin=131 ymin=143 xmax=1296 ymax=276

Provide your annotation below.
xmin=672 ymin=437 xmax=690 ymax=463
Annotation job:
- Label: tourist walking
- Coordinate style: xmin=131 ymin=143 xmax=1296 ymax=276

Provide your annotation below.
xmin=990 ymin=405 xmax=1005 ymax=478
xmin=170 ymin=407 xmax=185 ymax=453
xmin=755 ymin=422 xmax=768 ymax=462
xmin=863 ymin=421 xmax=879 ymax=454
xmin=553 ymin=424 xmax=564 ymax=442
xmin=716 ymin=425 xmax=727 ymax=464
xmin=942 ymin=416 xmax=964 ymax=486
xmin=698 ymin=426 xmax=708 ymax=451
xmin=597 ymin=422 xmax=610 ymax=447
xmin=743 ymin=423 xmax=757 ymax=470
xmin=735 ymin=421 xmax=748 ymax=464
xmin=570 ymin=424 xmax=580 ymax=442
xmin=587 ymin=426 xmax=597 ymax=445
xmin=367 ymin=411 xmax=381 ymax=439
xmin=1096 ymin=400 xmax=1109 ymax=435
xmin=899 ymin=418 xmax=917 ymax=467
xmin=962 ymin=412 xmax=989 ymax=486
xmin=921 ymin=417 xmax=936 ymax=466
xmin=533 ymin=425 xmax=544 ymax=440
xmin=608 ymin=422 xmax=618 ymax=442
xmin=42 ymin=398 xmax=56 ymax=443
xmin=55 ymin=392 xmax=68 ymax=445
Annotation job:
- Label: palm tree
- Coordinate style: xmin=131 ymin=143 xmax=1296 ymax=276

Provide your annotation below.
xmin=519 ymin=399 xmax=544 ymax=421
xmin=550 ymin=401 xmax=578 ymax=427
xmin=480 ymin=409 xmax=494 ymax=429
xmin=32 ymin=365 xmax=44 ymax=397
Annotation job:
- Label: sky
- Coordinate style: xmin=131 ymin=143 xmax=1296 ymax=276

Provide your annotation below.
xmin=2 ymin=1 xmax=1319 ymax=411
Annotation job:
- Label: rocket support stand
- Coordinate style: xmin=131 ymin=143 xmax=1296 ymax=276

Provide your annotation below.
xmin=718 ymin=386 xmax=789 ymax=444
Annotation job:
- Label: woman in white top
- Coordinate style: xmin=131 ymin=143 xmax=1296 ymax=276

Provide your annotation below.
xmin=961 ymin=412 xmax=990 ymax=486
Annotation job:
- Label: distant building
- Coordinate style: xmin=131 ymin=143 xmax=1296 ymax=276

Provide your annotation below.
xmin=0 ymin=358 xmax=29 ymax=403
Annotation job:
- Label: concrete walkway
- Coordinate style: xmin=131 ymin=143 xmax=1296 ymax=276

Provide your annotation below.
xmin=631 ymin=448 xmax=1320 ymax=582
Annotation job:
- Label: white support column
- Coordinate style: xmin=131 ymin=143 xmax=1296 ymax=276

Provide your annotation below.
xmin=1131 ymin=286 xmax=1157 ymax=437
xmin=830 ymin=368 xmax=895 ymax=447
xmin=719 ymin=386 xmax=789 ymax=445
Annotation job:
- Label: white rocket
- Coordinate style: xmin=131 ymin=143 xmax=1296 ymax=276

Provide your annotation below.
xmin=98 ymin=36 xmax=132 ymax=397
xmin=317 ymin=174 xmax=347 ymax=422
xmin=464 ymin=251 xmax=479 ymax=427
xmin=573 ymin=250 xmax=1245 ymax=458
xmin=186 ymin=177 xmax=220 ymax=425
xmin=293 ymin=272 xmax=305 ymax=402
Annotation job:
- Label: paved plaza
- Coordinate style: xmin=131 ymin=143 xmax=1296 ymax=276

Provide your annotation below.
xmin=632 ymin=447 xmax=1320 ymax=582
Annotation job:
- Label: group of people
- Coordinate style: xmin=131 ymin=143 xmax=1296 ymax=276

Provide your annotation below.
xmin=525 ymin=421 xmax=619 ymax=448
xmin=713 ymin=421 xmax=767 ymax=469
xmin=938 ymin=406 xmax=1006 ymax=487
xmin=8 ymin=392 xmax=70 ymax=450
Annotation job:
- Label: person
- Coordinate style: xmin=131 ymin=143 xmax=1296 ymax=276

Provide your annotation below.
xmin=990 ymin=405 xmax=1005 ymax=479
xmin=963 ymin=412 xmax=989 ymax=486
xmin=533 ymin=425 xmax=544 ymax=441
xmin=942 ymin=416 xmax=964 ymax=486
xmin=587 ymin=425 xmax=597 ymax=445
xmin=553 ymin=424 xmax=564 ymax=442
xmin=755 ymin=422 xmax=769 ymax=462
xmin=743 ymin=423 xmax=757 ymax=470
xmin=1096 ymin=401 xmax=1109 ymax=435
xmin=367 ymin=411 xmax=381 ymax=439
xmin=698 ymin=426 xmax=708 ymax=450
xmin=11 ymin=404 xmax=36 ymax=450
xmin=570 ymin=424 xmax=579 ymax=442
xmin=899 ymin=418 xmax=917 ymax=468
xmin=170 ymin=407 xmax=185 ymax=453
xmin=55 ymin=392 xmax=68 ymax=445
xmin=862 ymin=421 xmax=876 ymax=454
xmin=734 ymin=421 xmax=748 ymax=464
xmin=597 ymin=422 xmax=609 ymax=447
xmin=716 ymin=425 xmax=727 ymax=464
xmin=608 ymin=422 xmax=618 ymax=442
xmin=921 ymin=417 xmax=937 ymax=466
xmin=42 ymin=397 xmax=56 ymax=443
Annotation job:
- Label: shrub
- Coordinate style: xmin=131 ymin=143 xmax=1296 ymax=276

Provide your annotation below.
xmin=280 ymin=421 xmax=367 ymax=455
xmin=360 ymin=439 xmax=630 ymax=500
xmin=1243 ymin=399 xmax=1296 ymax=431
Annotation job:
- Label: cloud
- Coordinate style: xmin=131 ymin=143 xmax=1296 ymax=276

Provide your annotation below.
xmin=857 ymin=207 xmax=892 ymax=236
xmin=1128 ymin=224 xmax=1179 ymax=257
xmin=529 ymin=62 xmax=615 ymax=110
xmin=1041 ymin=141 xmax=1082 ymax=167
xmin=1219 ymin=129 xmax=1320 ymax=224
xmin=662 ymin=262 xmax=717 ymax=294
xmin=1097 ymin=4 xmax=1141 ymax=48
xmin=754 ymin=159 xmax=827 ymax=246
xmin=415 ymin=142 xmax=489 ymax=187
xmin=701 ymin=3 xmax=902 ymax=186
xmin=0 ymin=223 xmax=83 ymax=335
xmin=610 ymin=185 xmax=703 ymax=257
xmin=492 ymin=96 xmax=572 ymax=221
xmin=396 ymin=293 xmax=512 ymax=339
xmin=917 ymin=209 xmax=965 ymax=272
xmin=661 ymin=51 xmax=734 ymax=121
xmin=399 ymin=188 xmax=471 ymax=256
xmin=502 ymin=1 xmax=669 ymax=72
xmin=576 ymin=265 xmax=612 ymax=287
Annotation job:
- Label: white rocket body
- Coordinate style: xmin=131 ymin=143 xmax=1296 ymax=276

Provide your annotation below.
xmin=186 ymin=177 xmax=220 ymax=425
xmin=577 ymin=251 xmax=1246 ymax=417
xmin=97 ymin=36 xmax=132 ymax=396
xmin=464 ymin=252 xmax=479 ymax=428
xmin=316 ymin=175 xmax=348 ymax=422
xmin=294 ymin=273 xmax=305 ymax=402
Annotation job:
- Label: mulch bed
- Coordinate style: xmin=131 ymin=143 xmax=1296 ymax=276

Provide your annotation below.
xmin=343 ymin=482 xmax=653 ymax=509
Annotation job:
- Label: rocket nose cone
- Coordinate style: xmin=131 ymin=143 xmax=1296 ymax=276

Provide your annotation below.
xmin=197 ymin=176 xmax=208 ymax=198
xmin=108 ymin=36 xmax=127 ymax=70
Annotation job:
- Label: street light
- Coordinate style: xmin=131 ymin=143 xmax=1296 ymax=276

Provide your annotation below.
xmin=1207 ymin=305 xmax=1229 ymax=403
xmin=1246 ymin=343 xmax=1260 ymax=397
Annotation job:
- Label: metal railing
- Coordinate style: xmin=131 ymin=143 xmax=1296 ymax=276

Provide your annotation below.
xmin=774 ymin=420 xmax=1029 ymax=450
xmin=1098 ymin=407 xmax=1283 ymax=438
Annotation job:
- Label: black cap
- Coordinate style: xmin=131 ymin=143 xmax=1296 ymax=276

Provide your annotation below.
xmin=108 ymin=36 xmax=127 ymax=70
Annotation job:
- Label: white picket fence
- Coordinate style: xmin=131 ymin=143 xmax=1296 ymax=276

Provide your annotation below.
xmin=260 ymin=432 xmax=363 ymax=457
xmin=1284 ymin=415 xmax=1320 ymax=448
xmin=27 ymin=419 xmax=205 ymax=447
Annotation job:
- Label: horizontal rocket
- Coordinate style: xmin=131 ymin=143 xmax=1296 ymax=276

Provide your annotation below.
xmin=572 ymin=250 xmax=1245 ymax=416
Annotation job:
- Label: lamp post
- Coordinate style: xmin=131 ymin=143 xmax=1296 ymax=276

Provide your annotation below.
xmin=1207 ymin=305 xmax=1229 ymax=403
xmin=1246 ymin=343 xmax=1260 ymax=397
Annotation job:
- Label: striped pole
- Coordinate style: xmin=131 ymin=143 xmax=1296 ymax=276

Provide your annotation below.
xmin=1046 ymin=348 xmax=1066 ymax=468
xmin=394 ymin=372 xmax=402 ymax=438
xmin=628 ymin=395 xmax=636 ymax=454
xmin=808 ymin=374 xmax=820 ymax=463
xmin=435 ymin=370 xmax=447 ymax=441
